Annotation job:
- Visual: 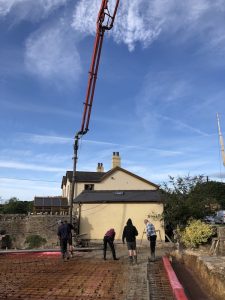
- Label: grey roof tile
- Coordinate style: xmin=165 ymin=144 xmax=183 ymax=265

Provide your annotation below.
xmin=74 ymin=190 xmax=162 ymax=203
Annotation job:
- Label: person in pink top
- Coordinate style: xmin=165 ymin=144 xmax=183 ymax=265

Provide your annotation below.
xmin=103 ymin=228 xmax=119 ymax=260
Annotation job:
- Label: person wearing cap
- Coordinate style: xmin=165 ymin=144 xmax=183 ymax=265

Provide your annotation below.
xmin=144 ymin=219 xmax=157 ymax=261
xmin=122 ymin=218 xmax=138 ymax=265
xmin=103 ymin=228 xmax=119 ymax=260
xmin=57 ymin=221 xmax=69 ymax=260
xmin=64 ymin=220 xmax=75 ymax=257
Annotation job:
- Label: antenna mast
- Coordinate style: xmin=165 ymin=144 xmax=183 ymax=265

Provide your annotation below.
xmin=217 ymin=113 xmax=225 ymax=166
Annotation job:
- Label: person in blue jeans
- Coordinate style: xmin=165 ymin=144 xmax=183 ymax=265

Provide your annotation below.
xmin=144 ymin=219 xmax=157 ymax=261
xmin=103 ymin=228 xmax=119 ymax=260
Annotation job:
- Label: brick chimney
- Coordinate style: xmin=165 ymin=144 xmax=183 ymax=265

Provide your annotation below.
xmin=97 ymin=162 xmax=104 ymax=172
xmin=112 ymin=152 xmax=121 ymax=168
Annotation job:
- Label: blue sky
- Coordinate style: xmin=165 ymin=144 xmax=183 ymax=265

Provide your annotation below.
xmin=1 ymin=0 xmax=225 ymax=202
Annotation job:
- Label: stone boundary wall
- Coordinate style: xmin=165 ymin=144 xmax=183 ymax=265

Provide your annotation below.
xmin=0 ymin=214 xmax=76 ymax=249
xmin=172 ymin=250 xmax=225 ymax=300
xmin=218 ymin=227 xmax=225 ymax=255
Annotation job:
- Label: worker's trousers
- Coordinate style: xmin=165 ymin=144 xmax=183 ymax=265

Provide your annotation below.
xmin=103 ymin=236 xmax=116 ymax=259
xmin=149 ymin=235 xmax=157 ymax=255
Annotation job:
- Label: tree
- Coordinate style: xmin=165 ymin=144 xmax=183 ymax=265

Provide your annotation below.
xmin=161 ymin=175 xmax=225 ymax=227
xmin=192 ymin=181 xmax=225 ymax=209
xmin=2 ymin=198 xmax=33 ymax=214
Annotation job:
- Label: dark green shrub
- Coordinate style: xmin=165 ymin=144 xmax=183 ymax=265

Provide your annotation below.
xmin=25 ymin=235 xmax=47 ymax=249
xmin=1 ymin=235 xmax=12 ymax=249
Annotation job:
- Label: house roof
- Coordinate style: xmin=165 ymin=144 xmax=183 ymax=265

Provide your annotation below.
xmin=61 ymin=171 xmax=106 ymax=188
xmin=74 ymin=190 xmax=163 ymax=203
xmin=34 ymin=197 xmax=69 ymax=207
xmin=61 ymin=166 xmax=159 ymax=189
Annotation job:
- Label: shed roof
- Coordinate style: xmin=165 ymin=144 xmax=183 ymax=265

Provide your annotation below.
xmin=74 ymin=190 xmax=163 ymax=203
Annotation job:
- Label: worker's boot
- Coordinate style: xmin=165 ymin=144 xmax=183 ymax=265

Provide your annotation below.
xmin=129 ymin=256 xmax=133 ymax=265
xmin=151 ymin=252 xmax=155 ymax=262
xmin=134 ymin=255 xmax=137 ymax=265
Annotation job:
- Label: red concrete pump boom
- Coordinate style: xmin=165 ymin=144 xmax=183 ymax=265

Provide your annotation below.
xmin=80 ymin=0 xmax=119 ymax=135
xmin=70 ymin=0 xmax=120 ymax=224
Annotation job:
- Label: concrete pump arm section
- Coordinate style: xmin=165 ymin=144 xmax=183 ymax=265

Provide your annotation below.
xmin=69 ymin=0 xmax=120 ymax=224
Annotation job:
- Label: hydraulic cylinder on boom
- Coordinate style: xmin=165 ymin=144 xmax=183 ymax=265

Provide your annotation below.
xmin=69 ymin=0 xmax=120 ymax=225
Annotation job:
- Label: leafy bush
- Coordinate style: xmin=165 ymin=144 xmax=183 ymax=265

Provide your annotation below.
xmin=180 ymin=219 xmax=213 ymax=248
xmin=1 ymin=235 xmax=12 ymax=249
xmin=25 ymin=235 xmax=47 ymax=249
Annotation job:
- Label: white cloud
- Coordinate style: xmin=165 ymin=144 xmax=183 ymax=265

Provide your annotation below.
xmin=72 ymin=0 xmax=225 ymax=52
xmin=25 ymin=22 xmax=82 ymax=83
xmin=72 ymin=0 xmax=161 ymax=51
xmin=24 ymin=133 xmax=72 ymax=145
xmin=0 ymin=160 xmax=65 ymax=172
xmin=0 ymin=178 xmax=61 ymax=201
xmin=0 ymin=0 xmax=67 ymax=21
xmin=22 ymin=133 xmax=182 ymax=157
xmin=1 ymin=99 xmax=80 ymax=117
xmin=156 ymin=113 xmax=209 ymax=137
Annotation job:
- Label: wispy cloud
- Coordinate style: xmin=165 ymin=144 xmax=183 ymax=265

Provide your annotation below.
xmin=0 ymin=160 xmax=65 ymax=172
xmin=25 ymin=21 xmax=82 ymax=84
xmin=134 ymin=72 xmax=210 ymax=137
xmin=22 ymin=133 xmax=183 ymax=157
xmin=24 ymin=133 xmax=72 ymax=145
xmin=72 ymin=0 xmax=162 ymax=51
xmin=0 ymin=0 xmax=67 ymax=21
xmin=156 ymin=113 xmax=209 ymax=137
xmin=72 ymin=0 xmax=225 ymax=53
xmin=0 ymin=99 xmax=80 ymax=117
xmin=0 ymin=178 xmax=61 ymax=201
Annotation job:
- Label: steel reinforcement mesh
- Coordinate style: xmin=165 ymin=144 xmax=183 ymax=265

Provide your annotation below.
xmin=0 ymin=253 xmax=127 ymax=300
xmin=147 ymin=259 xmax=175 ymax=300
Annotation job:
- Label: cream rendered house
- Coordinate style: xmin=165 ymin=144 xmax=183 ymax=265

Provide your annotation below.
xmin=61 ymin=152 xmax=165 ymax=241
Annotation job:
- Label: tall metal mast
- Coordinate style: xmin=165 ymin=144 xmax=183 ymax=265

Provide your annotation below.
xmin=69 ymin=0 xmax=120 ymax=225
xmin=217 ymin=113 xmax=225 ymax=166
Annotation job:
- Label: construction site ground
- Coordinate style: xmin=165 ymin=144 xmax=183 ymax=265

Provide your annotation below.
xmin=0 ymin=242 xmax=224 ymax=300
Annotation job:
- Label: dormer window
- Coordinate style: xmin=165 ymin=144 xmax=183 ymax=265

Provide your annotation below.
xmin=85 ymin=184 xmax=94 ymax=191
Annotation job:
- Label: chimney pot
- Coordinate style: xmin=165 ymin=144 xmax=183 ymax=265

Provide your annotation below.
xmin=97 ymin=162 xmax=104 ymax=172
xmin=112 ymin=152 xmax=121 ymax=168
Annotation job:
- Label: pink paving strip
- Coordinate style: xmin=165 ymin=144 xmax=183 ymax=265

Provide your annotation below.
xmin=162 ymin=256 xmax=188 ymax=300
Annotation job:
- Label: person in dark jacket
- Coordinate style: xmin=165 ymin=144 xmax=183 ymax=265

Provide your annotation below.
xmin=122 ymin=218 xmax=138 ymax=264
xmin=64 ymin=220 xmax=74 ymax=257
xmin=103 ymin=228 xmax=119 ymax=260
xmin=57 ymin=221 xmax=69 ymax=260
